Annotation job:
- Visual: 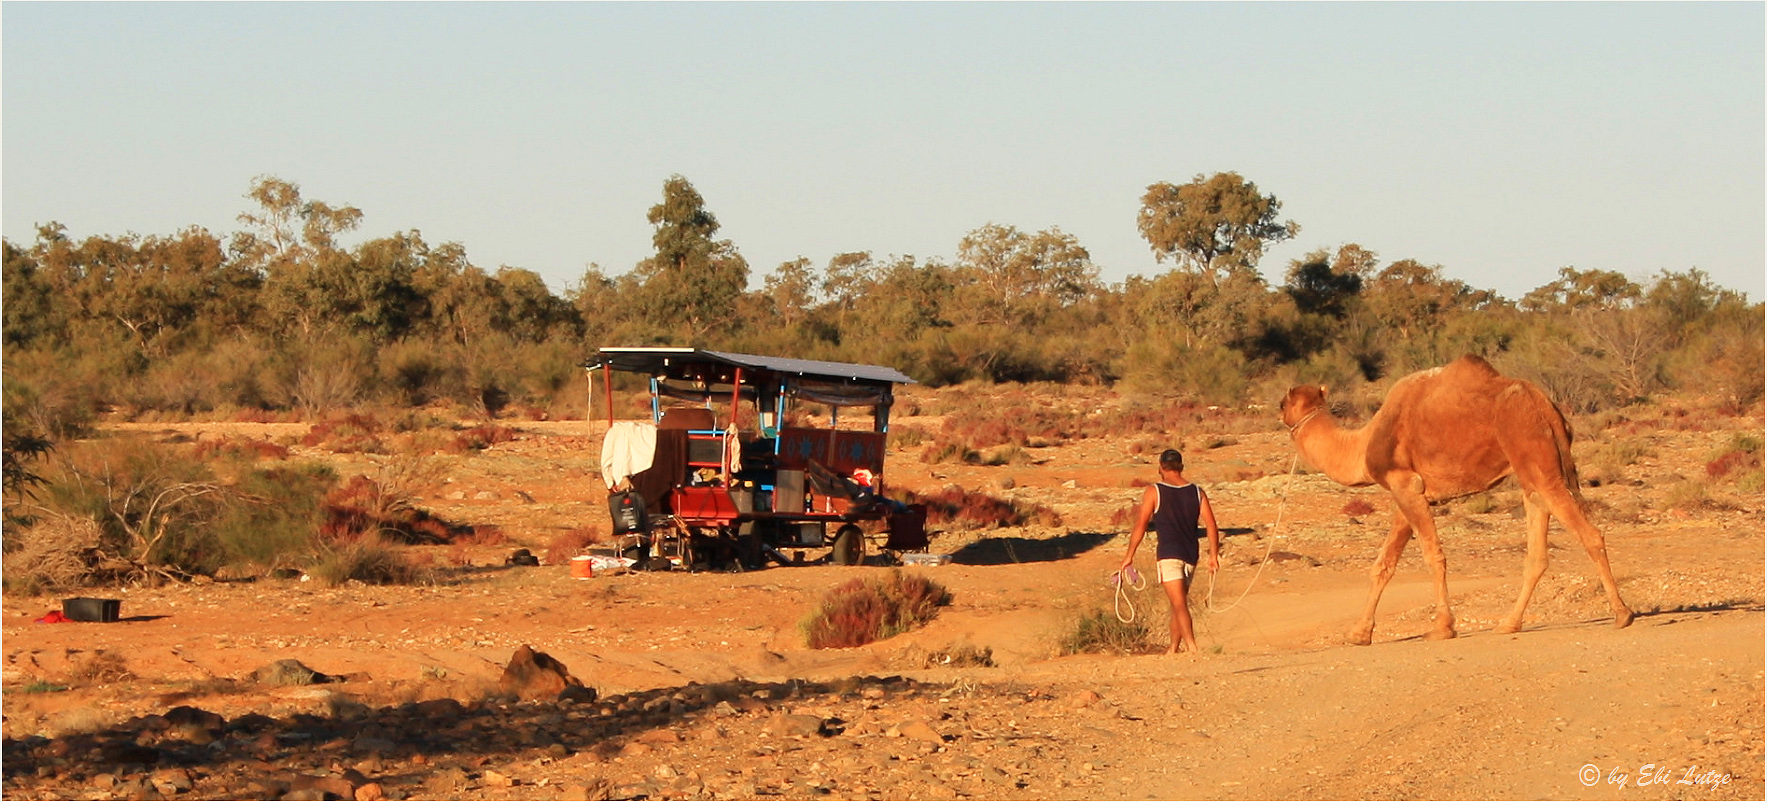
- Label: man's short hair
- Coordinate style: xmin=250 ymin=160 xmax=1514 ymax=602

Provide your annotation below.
xmin=1159 ymin=449 xmax=1184 ymax=471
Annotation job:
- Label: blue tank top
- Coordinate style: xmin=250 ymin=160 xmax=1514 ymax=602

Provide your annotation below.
xmin=1151 ymin=482 xmax=1202 ymax=564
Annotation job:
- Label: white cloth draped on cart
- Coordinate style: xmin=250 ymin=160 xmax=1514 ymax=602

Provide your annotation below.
xmin=600 ymin=420 xmax=657 ymax=491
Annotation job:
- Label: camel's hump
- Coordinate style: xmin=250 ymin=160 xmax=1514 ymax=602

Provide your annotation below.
xmin=1437 ymin=354 xmax=1503 ymax=382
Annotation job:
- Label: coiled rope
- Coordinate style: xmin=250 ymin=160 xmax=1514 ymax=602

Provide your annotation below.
xmin=1111 ymin=565 xmax=1148 ymax=623
xmin=1205 ymin=449 xmax=1301 ymax=613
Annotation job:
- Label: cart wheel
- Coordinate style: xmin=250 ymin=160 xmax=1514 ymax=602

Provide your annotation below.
xmin=830 ymin=524 xmax=863 ymax=566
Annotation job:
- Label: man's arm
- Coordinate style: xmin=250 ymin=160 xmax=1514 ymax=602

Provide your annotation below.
xmin=1120 ymin=484 xmax=1159 ymax=571
xmin=1199 ymin=486 xmax=1221 ymax=572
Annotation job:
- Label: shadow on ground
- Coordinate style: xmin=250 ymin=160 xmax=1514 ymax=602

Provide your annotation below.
xmin=948 ymin=531 xmax=1115 ymax=565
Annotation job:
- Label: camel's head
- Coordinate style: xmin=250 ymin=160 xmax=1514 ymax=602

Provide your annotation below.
xmin=1279 ymin=385 xmax=1327 ymax=429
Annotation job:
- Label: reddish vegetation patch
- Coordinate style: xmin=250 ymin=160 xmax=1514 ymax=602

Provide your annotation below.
xmin=898 ymin=487 xmax=1062 ymax=530
xmin=191 ymin=437 xmax=290 ymax=461
xmin=450 ymin=424 xmax=518 ymax=453
xmin=1341 ymin=498 xmax=1377 ymax=517
xmin=302 ymin=414 xmax=385 ymax=453
xmin=321 ymin=475 xmax=465 ymax=545
xmin=543 ymin=527 xmax=601 ymax=566
xmin=802 ymin=570 xmax=952 ymax=649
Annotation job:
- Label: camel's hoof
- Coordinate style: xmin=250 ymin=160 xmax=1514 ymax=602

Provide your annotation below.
xmin=1614 ymin=608 xmax=1636 ymax=629
xmin=1425 ymin=628 xmax=1457 ymax=641
xmin=1494 ymin=621 xmax=1522 ymax=635
xmin=1347 ymin=629 xmax=1374 ymax=647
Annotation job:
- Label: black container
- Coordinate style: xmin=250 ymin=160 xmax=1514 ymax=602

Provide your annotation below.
xmin=609 ymin=490 xmax=649 ymax=535
xmin=62 ymin=597 xmax=121 ymax=623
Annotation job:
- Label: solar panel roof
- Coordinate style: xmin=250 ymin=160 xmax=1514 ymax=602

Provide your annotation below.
xmin=591 ymin=348 xmax=916 ymax=385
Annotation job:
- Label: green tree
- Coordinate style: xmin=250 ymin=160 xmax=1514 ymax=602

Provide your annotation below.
xmin=234 ymin=176 xmax=375 ymax=339
xmin=1137 ymin=172 xmax=1298 ymax=287
xmin=493 ymin=267 xmax=579 ymax=342
xmin=569 ymin=264 xmax=627 ymax=346
xmin=952 ymin=223 xmax=1099 ymax=327
xmin=2 ymin=239 xmax=58 ymax=348
xmin=631 ymin=175 xmax=749 ymax=342
xmin=1520 ymin=267 xmax=1641 ymax=312
xmin=822 ymin=251 xmax=876 ymax=312
xmin=763 ymin=257 xmax=818 ymax=328
xmin=1283 ymin=246 xmax=1365 ymax=318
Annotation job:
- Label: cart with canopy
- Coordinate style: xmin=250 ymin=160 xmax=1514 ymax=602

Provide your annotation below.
xmin=589 ymin=348 xmax=929 ymax=569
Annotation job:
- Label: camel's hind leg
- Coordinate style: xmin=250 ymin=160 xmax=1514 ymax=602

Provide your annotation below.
xmin=1539 ymin=485 xmax=1635 ymax=628
xmin=1496 ymin=492 xmax=1552 ymax=634
xmin=1492 ymin=386 xmax=1636 ymax=630
xmin=1351 ymin=514 xmax=1413 ymax=646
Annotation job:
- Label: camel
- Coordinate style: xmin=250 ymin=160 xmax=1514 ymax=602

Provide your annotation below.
xmin=1280 ymin=355 xmax=1635 ymax=645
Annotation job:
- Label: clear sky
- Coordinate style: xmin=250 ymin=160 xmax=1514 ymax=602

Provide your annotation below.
xmin=4 ymin=2 xmax=1762 ymax=303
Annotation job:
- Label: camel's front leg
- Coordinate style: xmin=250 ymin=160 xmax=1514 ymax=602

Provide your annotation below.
xmin=1496 ymin=492 xmax=1552 ymax=634
xmin=1352 ymin=514 xmax=1413 ymax=646
xmin=1389 ymin=476 xmax=1456 ymax=640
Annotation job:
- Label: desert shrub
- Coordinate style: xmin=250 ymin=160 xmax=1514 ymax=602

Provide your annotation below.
xmin=976 ymin=444 xmax=1030 ymax=466
xmin=1706 ymin=434 xmax=1762 ymax=477
xmin=388 ymin=409 xmax=454 ymax=434
xmin=450 ymin=424 xmax=517 ymax=452
xmin=2 ymin=363 xmax=98 ymax=442
xmin=544 ymin=527 xmax=600 ymax=565
xmin=288 ymin=336 xmax=372 ymax=419
xmin=191 ymin=437 xmax=290 ymax=462
xmin=321 ymin=474 xmax=462 ymax=545
xmin=379 ymin=339 xmax=460 ymax=407
xmin=920 ymin=440 xmax=978 ymax=465
xmin=452 ymin=524 xmax=507 ymax=547
xmin=1094 ymin=400 xmax=1208 ymax=438
xmin=301 ymin=413 xmax=385 ymax=453
xmin=30 ymin=436 xmax=227 ymax=579
xmin=895 ymin=487 xmax=1061 ymax=530
xmin=1662 ymin=479 xmax=1709 ymax=511
xmin=9 ymin=432 xmax=358 ymax=585
xmin=890 ymin=424 xmax=932 ymax=449
xmin=912 ymin=642 xmax=996 ymax=668
xmin=939 ymin=401 xmax=1077 ymax=450
xmin=71 ymin=651 xmax=135 ymax=684
xmin=801 ymin=570 xmax=952 ymax=649
xmin=1705 ymin=434 xmax=1764 ymax=494
xmin=308 ymin=536 xmax=431 ymax=587
xmin=1584 ymin=439 xmax=1653 ymax=487
xmin=1460 ymin=492 xmax=1499 ymax=515
xmin=1 ymin=511 xmax=102 ymax=595
xmin=1117 ymin=339 xmax=1250 ymax=406
xmin=1341 ymin=498 xmax=1376 ymax=517
xmin=211 ymin=463 xmax=334 ymax=573
xmin=1060 ymin=608 xmax=1152 ymax=655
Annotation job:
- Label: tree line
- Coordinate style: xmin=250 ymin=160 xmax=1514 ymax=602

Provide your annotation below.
xmin=4 ymin=172 xmax=1762 ymax=450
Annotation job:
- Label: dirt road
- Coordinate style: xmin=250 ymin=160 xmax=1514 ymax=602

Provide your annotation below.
xmin=3 ymin=398 xmax=1762 ymax=800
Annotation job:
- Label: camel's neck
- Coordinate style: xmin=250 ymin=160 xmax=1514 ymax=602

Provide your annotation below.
xmin=1292 ymin=414 xmax=1377 ymax=487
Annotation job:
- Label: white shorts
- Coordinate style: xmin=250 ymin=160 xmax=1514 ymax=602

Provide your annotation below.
xmin=1156 ymin=558 xmax=1195 ymax=584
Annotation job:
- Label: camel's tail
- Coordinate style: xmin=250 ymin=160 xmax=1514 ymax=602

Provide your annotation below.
xmin=1497 ymin=380 xmax=1583 ymax=501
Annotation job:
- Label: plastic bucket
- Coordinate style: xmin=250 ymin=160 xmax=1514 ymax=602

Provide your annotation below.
xmin=570 ymin=555 xmax=595 ymax=580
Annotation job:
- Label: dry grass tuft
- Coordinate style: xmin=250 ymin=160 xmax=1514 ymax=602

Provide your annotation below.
xmin=1 ymin=511 xmax=101 ymax=595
